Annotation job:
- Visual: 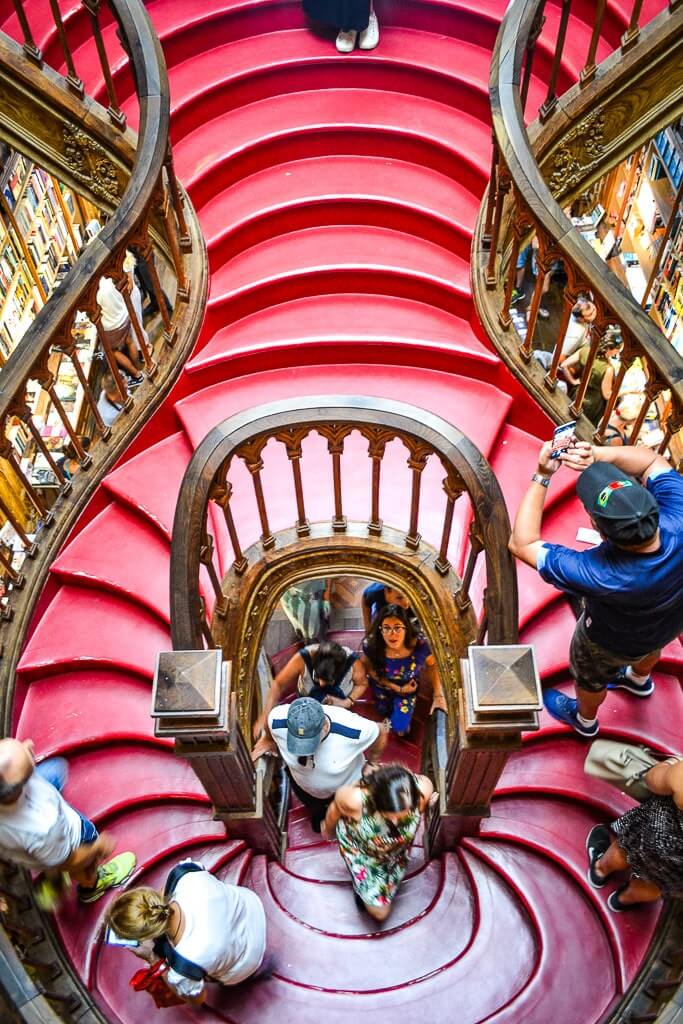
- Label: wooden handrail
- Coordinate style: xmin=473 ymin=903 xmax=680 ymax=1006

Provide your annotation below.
xmin=477 ymin=0 xmax=683 ymax=461
xmin=170 ymin=395 xmax=518 ymax=653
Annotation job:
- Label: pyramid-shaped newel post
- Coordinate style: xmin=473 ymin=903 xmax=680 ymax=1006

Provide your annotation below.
xmin=434 ymin=645 xmax=542 ymax=851
xmin=151 ymin=651 xmax=283 ymax=858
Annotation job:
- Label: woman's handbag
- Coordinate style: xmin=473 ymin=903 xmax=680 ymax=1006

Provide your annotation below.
xmin=129 ymin=960 xmax=185 ymax=1008
xmin=584 ymin=740 xmax=659 ymax=802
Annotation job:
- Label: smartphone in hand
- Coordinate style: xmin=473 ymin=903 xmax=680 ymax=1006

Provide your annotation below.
xmin=105 ymin=927 xmax=139 ymax=948
xmin=550 ymin=420 xmax=576 ymax=459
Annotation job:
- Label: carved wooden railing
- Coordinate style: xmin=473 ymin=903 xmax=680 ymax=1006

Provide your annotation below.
xmin=169 ymin=396 xmax=521 ymax=855
xmin=0 ymin=1 xmax=207 ymax=711
xmin=0 ymin=3 xmax=207 ymax=1020
xmin=473 ymin=0 xmax=683 ymax=464
xmin=473 ymin=2 xmax=683 ymax=1020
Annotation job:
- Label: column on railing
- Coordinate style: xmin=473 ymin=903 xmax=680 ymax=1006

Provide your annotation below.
xmin=81 ymin=0 xmax=126 ymax=128
xmin=276 ymin=427 xmax=311 ymax=537
xmin=236 ymin=437 xmax=275 ymax=550
xmin=210 ymin=475 xmax=249 ymax=576
xmin=47 ymin=0 xmax=84 ymax=95
xmin=404 ymin=438 xmax=431 ymax=550
xmin=360 ymin=426 xmax=394 ymax=537
xmin=318 ymin=424 xmax=353 ymax=533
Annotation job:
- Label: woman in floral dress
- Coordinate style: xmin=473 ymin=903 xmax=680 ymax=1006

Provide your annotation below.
xmin=322 ymin=764 xmax=435 ymax=921
xmin=360 ymin=604 xmax=447 ymax=735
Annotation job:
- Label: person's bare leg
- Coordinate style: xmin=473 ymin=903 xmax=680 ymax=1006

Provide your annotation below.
xmin=364 ymin=902 xmax=392 ymax=922
xmin=631 ymin=649 xmax=660 ymax=677
xmin=618 ymin=877 xmax=662 ymax=905
xmin=575 ymin=687 xmax=607 ymax=721
xmin=113 ymin=349 xmax=140 ymax=376
xmin=593 ymin=839 xmax=628 ymax=880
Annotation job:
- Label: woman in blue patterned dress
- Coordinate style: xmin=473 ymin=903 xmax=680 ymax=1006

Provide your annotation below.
xmin=322 ymin=763 xmax=435 ymax=921
xmin=360 ymin=604 xmax=447 ymax=736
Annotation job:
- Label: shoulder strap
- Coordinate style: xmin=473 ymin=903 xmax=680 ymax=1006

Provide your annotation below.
xmin=299 ymin=646 xmax=315 ymax=676
xmin=154 ymin=863 xmax=207 ymax=981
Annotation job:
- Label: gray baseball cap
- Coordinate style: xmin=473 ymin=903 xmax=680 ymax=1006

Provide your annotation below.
xmin=286 ymin=698 xmax=325 ymax=756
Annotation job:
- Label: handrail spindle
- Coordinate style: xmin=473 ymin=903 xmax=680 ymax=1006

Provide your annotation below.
xmin=11 ymin=0 xmax=42 ymax=63
xmin=569 ymin=322 xmax=603 ymax=417
xmin=0 ymin=492 xmax=37 ymax=556
xmin=277 ymin=429 xmax=310 ymax=537
xmin=199 ymin=532 xmax=228 ymax=617
xmin=434 ymin=474 xmax=462 ymax=575
xmin=539 ymin=0 xmax=572 ymax=121
xmin=621 ymin=0 xmax=645 ymax=50
xmin=543 ymin=287 xmax=579 ymax=390
xmin=405 ymin=441 xmax=430 ymax=550
xmin=580 ymin=0 xmax=607 ymax=83
xmin=455 ymin=519 xmax=484 ymax=611
xmin=47 ymin=0 xmax=84 ymax=95
xmin=210 ymin=480 xmax=249 ymax=575
xmin=81 ymin=0 xmax=127 ymax=128
xmin=238 ymin=441 xmax=275 ymax=550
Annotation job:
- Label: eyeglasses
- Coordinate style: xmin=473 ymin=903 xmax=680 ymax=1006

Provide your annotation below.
xmin=381 ymin=625 xmax=406 ymax=635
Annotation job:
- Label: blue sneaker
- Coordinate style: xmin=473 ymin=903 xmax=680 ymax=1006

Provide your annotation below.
xmin=543 ymin=689 xmax=599 ymax=738
xmin=607 ymin=667 xmax=654 ymax=698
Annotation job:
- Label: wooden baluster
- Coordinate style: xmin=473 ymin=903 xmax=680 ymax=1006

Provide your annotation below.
xmin=615 ymin=147 xmax=642 ymax=243
xmin=621 ymin=0 xmax=645 ymax=51
xmin=476 ymin=589 xmax=488 ymax=645
xmin=91 ymin=307 xmax=132 ymax=407
xmin=0 ymin=545 xmax=24 ymax=588
xmin=642 ymin=176 xmax=683 ymax=309
xmin=81 ymin=0 xmax=126 ymax=128
xmin=593 ymin=339 xmax=633 ymax=442
xmin=210 ymin=480 xmax=248 ymax=575
xmin=47 ymin=0 xmax=83 ymax=95
xmin=160 ymin=188 xmax=190 ymax=302
xmin=543 ymin=287 xmax=578 ymax=390
xmin=198 ymin=597 xmax=215 ymax=649
xmin=435 ymin=473 xmax=463 ymax=576
xmin=238 ymin=440 xmax=275 ymax=550
xmin=627 ymin=374 xmax=662 ymax=446
xmin=520 ymin=4 xmax=545 ymax=117
xmin=9 ymin=399 xmax=69 ymax=490
xmin=139 ymin=234 xmax=176 ymax=344
xmin=0 ymin=192 xmax=47 ymax=304
xmin=569 ymin=322 xmax=602 ymax=417
xmin=319 ymin=426 xmax=351 ymax=533
xmin=486 ymin=163 xmax=511 ymax=287
xmin=199 ymin=532 xmax=228 ymax=617
xmin=580 ymin=0 xmax=607 ymax=84
xmin=659 ymin=401 xmax=680 ymax=460
xmin=0 ymin=439 xmax=50 ymax=524
xmin=62 ymin=341 xmax=110 ymax=439
xmin=405 ymin=440 xmax=432 ymax=551
xmin=275 ymin=428 xmax=310 ymax=537
xmin=481 ymin=137 xmax=499 ymax=249
xmin=361 ymin=427 xmax=394 ymax=537
xmin=0 ymin=493 xmax=37 ymax=556
xmin=117 ymin=272 xmax=157 ymax=377
xmin=540 ymin=0 xmax=572 ymax=121
xmin=500 ymin=215 xmax=525 ymax=330
xmin=520 ymin=242 xmax=548 ymax=362
xmin=34 ymin=364 xmax=88 ymax=465
xmin=12 ymin=0 xmax=42 ymax=63
xmin=455 ymin=520 xmax=484 ymax=611
xmin=164 ymin=147 xmax=191 ymax=252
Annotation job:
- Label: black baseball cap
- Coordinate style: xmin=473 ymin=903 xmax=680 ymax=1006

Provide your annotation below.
xmin=576 ymin=463 xmax=659 ymax=545
xmin=286 ymin=698 xmax=325 ymax=756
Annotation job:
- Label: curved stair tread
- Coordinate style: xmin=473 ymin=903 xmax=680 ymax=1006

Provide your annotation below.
xmin=187 ymin=293 xmax=496 ymax=376
xmin=61 ymin=745 xmax=208 ymax=823
xmin=175 ymin=89 xmax=492 ymax=202
xmin=102 ymin=432 xmax=194 ymax=540
xmin=215 ymin=848 xmax=255 ymax=886
xmin=17 ymin=671 xmax=168 ymax=757
xmin=499 ymin=737 xmax=636 ymax=816
xmin=207 ymin=225 xmax=471 ymax=310
xmin=519 ymin=600 xmax=577 ymax=680
xmin=50 ymin=504 xmax=172 ymax=623
xmin=532 ymin=677 xmax=683 ymax=754
xmin=284 ymin=842 xmax=425 ymax=882
xmin=17 ymin=585 xmax=171 ymax=681
xmin=479 ymin=797 xmax=660 ymax=987
xmin=462 ymin=840 xmax=617 ymax=1024
xmin=267 ymin=857 xmax=445 ymax=936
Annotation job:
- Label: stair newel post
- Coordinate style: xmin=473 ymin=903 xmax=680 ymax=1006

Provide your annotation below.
xmin=237 ymin=438 xmax=275 ymax=550
xmin=404 ymin=439 xmax=431 ymax=551
xmin=277 ymin=428 xmax=310 ymax=537
xmin=152 ymin=651 xmax=283 ymax=859
xmin=431 ymin=646 xmax=542 ymax=852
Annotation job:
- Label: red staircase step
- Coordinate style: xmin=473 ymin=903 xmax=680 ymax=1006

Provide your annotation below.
xmin=17 ymin=585 xmax=171 ymax=682
xmin=17 ymin=671 xmax=169 ymax=757
xmin=519 ymin=600 xmax=578 ymax=680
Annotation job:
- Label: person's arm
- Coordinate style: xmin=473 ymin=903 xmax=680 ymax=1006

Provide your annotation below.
xmin=422 ymin=656 xmax=447 ymax=714
xmin=560 ymin=349 xmax=581 ymax=386
xmin=560 ymin=441 xmax=671 ymax=483
xmin=415 ymin=774 xmax=435 ymax=814
xmin=644 ymin=758 xmax=683 ymax=810
xmin=322 ymin=658 xmax=369 ymax=709
xmin=253 ymin=653 xmax=305 ymax=739
xmin=508 ymin=441 xmax=561 ymax=568
xmin=363 ymin=720 xmax=389 ymax=762
xmin=321 ymin=784 xmax=362 ymax=838
xmin=361 ymin=600 xmax=372 ymax=633
xmin=61 ymin=832 xmax=115 ymax=876
xmin=600 ymin=365 xmax=615 ymax=401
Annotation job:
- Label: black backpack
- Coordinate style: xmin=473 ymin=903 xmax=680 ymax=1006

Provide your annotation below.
xmin=152 ymin=862 xmax=207 ymax=981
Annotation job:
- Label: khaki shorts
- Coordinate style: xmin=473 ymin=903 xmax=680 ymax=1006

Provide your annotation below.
xmin=569 ymin=613 xmax=659 ymax=694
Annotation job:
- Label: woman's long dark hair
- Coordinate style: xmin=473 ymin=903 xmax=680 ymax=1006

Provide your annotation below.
xmin=362 ymin=763 xmax=421 ymax=816
xmin=363 ymin=603 xmax=417 ymax=675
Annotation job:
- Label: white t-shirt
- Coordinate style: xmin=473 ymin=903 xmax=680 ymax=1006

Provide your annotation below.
xmin=0 ymin=773 xmax=82 ymax=871
xmin=561 ymin=317 xmax=590 ymax=357
xmin=96 ymin=391 xmax=124 ymax=427
xmin=165 ymin=870 xmax=266 ymax=998
xmin=268 ymin=704 xmax=380 ymax=799
xmin=97 ymin=276 xmax=128 ymax=331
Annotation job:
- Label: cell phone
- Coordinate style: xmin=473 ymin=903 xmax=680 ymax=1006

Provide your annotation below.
xmin=550 ymin=420 xmax=576 ymax=459
xmin=576 ymin=527 xmax=602 ymax=545
xmin=104 ymin=927 xmax=139 ymax=948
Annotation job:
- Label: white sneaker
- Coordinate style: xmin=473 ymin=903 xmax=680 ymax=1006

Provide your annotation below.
xmin=336 ymin=28 xmax=358 ymax=52
xmin=358 ymin=12 xmax=379 ymax=49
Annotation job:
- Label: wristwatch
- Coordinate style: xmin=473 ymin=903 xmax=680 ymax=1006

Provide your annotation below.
xmin=531 ymin=473 xmax=551 ymax=488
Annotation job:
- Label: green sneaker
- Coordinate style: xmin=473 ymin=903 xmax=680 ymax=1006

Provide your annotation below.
xmin=35 ymin=872 xmax=72 ymax=911
xmin=78 ymin=852 xmax=136 ymax=903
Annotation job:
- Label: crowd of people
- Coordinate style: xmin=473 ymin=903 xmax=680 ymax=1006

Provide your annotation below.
xmin=0 ymin=436 xmax=680 ymax=1006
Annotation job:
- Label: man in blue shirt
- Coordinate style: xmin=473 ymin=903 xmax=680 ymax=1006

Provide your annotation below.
xmin=509 ymin=440 xmax=683 ymax=737
xmin=361 ymin=582 xmax=417 ymax=632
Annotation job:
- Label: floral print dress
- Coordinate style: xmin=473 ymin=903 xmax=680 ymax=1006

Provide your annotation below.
xmin=336 ymin=791 xmax=421 ymax=908
xmin=363 ymin=636 xmax=432 ymax=734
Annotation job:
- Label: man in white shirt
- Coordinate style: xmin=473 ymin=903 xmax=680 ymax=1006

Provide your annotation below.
xmin=252 ymin=697 xmax=387 ymax=831
xmin=0 ymin=737 xmax=136 ymax=903
xmin=96 ymin=372 xmax=128 ymax=429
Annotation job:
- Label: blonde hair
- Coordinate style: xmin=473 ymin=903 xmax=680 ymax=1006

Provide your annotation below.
xmin=105 ymin=886 xmax=172 ymax=942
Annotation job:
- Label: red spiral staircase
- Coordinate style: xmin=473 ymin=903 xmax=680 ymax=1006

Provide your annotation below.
xmin=2 ymin=0 xmax=682 ymax=1020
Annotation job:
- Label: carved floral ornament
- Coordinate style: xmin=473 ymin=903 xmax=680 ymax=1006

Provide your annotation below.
xmin=61 ymin=122 xmax=120 ymax=204
xmin=548 ymin=110 xmax=605 ymax=197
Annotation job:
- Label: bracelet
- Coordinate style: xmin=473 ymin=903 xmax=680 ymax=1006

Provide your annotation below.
xmin=531 ymin=473 xmax=551 ymax=488
xmin=347 ymin=697 xmax=355 ymax=706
